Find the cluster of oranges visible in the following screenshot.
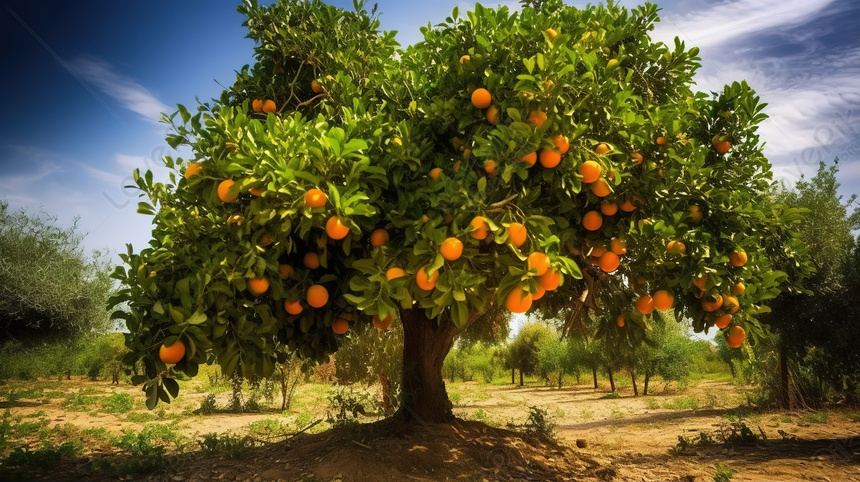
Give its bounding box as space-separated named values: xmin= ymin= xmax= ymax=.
xmin=251 ymin=98 xmax=277 ymax=113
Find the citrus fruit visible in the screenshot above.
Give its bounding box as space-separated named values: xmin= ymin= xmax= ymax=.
xmin=440 ymin=237 xmax=463 ymax=261
xmin=415 ymin=265 xmax=439 ymax=291
xmin=579 ymin=160 xmax=601 ymax=183
xmin=332 ymin=318 xmax=349 ymax=335
xmin=729 ymin=250 xmax=748 ymax=267
xmin=485 ymin=105 xmax=500 ymax=124
xmin=590 ymin=178 xmax=612 ymax=197
xmin=262 ymin=99 xmax=276 ymax=113
xmin=552 ymin=135 xmax=570 ymax=154
xmin=731 ymin=282 xmax=745 ymax=295
xmin=537 ymin=268 xmax=561 ymax=291
xmin=508 ymin=223 xmax=527 ymax=247
xmin=539 ymin=149 xmax=561 ymax=168
xmin=702 ymin=294 xmax=724 ymax=312
xmin=723 ymin=295 xmax=740 ymax=314
xmin=218 ymin=180 xmax=238 ymax=203
xmin=630 ymin=152 xmax=643 ymax=164
xmin=326 ymin=216 xmax=350 ymax=240
xmin=505 ymin=286 xmax=533 ymax=313
xmin=594 ymin=143 xmax=611 ymax=155
xmin=600 ymin=201 xmax=619 ymax=216
xmin=528 ymin=109 xmax=547 ymax=127
xmin=519 ymin=152 xmax=537 ymax=166
xmin=616 ymin=315 xmax=625 ymax=328
xmin=609 ymin=237 xmax=627 ymax=255
xmin=284 ymin=300 xmax=303 ymax=315
xmin=429 ymin=167 xmax=443 ymax=182
xmin=527 ymin=252 xmax=551 ymax=276
xmin=386 ymin=267 xmax=406 ymax=281
xmin=305 ymin=189 xmax=327 ymax=208
xmin=667 ymin=240 xmax=687 ymax=255
xmin=471 ymin=88 xmax=492 ymax=109
xmin=159 ymin=340 xmax=186 ymax=364
xmin=303 ymin=252 xmax=320 ymax=269
xmin=311 ymin=80 xmax=323 ymax=93
xmin=373 ymin=314 xmax=393 ymax=330
xmin=248 ymin=277 xmax=270 ymax=296
xmin=653 ymin=289 xmax=674 ymax=310
xmin=306 ymin=285 xmax=329 ymax=308
xmin=582 ymin=211 xmax=603 ymax=231
xmin=726 ymin=326 xmax=746 ymax=348
xmin=714 ymin=313 xmax=732 ymax=329
xmin=598 ymin=251 xmax=620 ymax=272
xmin=470 ymin=216 xmax=489 ymax=240
xmin=636 ymin=295 xmax=655 ymax=315
xmin=184 ymin=163 xmax=202 ymax=180
xmin=251 ymin=99 xmax=263 ymax=112
xmin=370 ymin=229 xmax=389 ymax=247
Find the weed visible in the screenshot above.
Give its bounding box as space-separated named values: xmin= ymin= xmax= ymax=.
xmin=198 ymin=432 xmax=255 ymax=459
xmin=713 ymin=462 xmax=735 ymax=482
xmin=11 ymin=419 xmax=49 ymax=437
xmin=610 ymin=409 xmax=625 ymax=419
xmin=580 ymin=409 xmax=593 ymax=420
xmin=508 ymin=406 xmax=556 ymax=440
xmin=644 ymin=397 xmax=660 ymax=410
xmin=799 ymin=412 xmax=829 ymax=424
xmin=555 ymin=408 xmax=565 ymax=418
xmin=449 ymin=392 xmax=462 ymax=406
xmin=472 ymin=409 xmax=487 ymax=421
xmin=294 ymin=411 xmax=312 ymax=430
xmin=196 ymin=393 xmax=218 ymax=415
xmin=326 ymin=387 xmax=370 ymax=428
xmin=247 ymin=418 xmax=290 ymax=436
xmin=82 ymin=427 xmax=112 ymax=441
xmin=126 ymin=412 xmax=156 ymax=423
xmin=101 ymin=393 xmax=134 ymax=414
xmin=62 ymin=393 xmax=96 ymax=411
xmin=23 ymin=411 xmax=46 ymax=418
xmin=664 ymin=396 xmax=699 ymax=410
xmin=600 ymin=392 xmax=621 ymax=400
xmin=770 ymin=414 xmax=792 ymax=424
xmin=3 ymin=441 xmax=82 ymax=468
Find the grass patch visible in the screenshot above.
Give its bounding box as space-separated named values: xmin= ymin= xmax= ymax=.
xmin=101 ymin=393 xmax=134 ymax=414
xmin=580 ymin=409 xmax=593 ymax=420
xmin=126 ymin=412 xmax=156 ymax=423
xmin=600 ymin=392 xmax=621 ymax=400
xmin=644 ymin=397 xmax=660 ymax=409
xmin=247 ymin=418 xmax=290 ymax=437
xmin=448 ymin=392 xmax=462 ymax=406
xmin=799 ymin=412 xmax=829 ymax=424
xmin=664 ymin=396 xmax=699 ymax=410
xmin=610 ymin=409 xmax=625 ymax=419
xmin=62 ymin=393 xmax=96 ymax=411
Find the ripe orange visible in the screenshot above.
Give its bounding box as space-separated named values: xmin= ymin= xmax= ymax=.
xmin=508 ymin=223 xmax=527 ymax=247
xmin=582 ymin=211 xmax=603 ymax=231
xmin=485 ymin=105 xmax=500 ymax=124
xmin=415 ymin=265 xmax=440 ymax=291
xmin=527 ymin=252 xmax=551 ymax=276
xmin=545 ymin=28 xmax=558 ymax=41
xmin=552 ymin=135 xmax=570 ymax=154
xmin=519 ymin=152 xmax=537 ymax=166
xmin=303 ymin=252 xmax=320 ymax=269
xmin=470 ymin=216 xmax=489 ymax=240
xmin=701 ymin=294 xmax=724 ymax=312
xmin=693 ymin=276 xmax=708 ymax=292
xmin=590 ymin=178 xmax=612 ymax=197
xmin=589 ymin=243 xmax=606 ymax=258
xmin=159 ymin=340 xmax=186 ymax=364
xmin=262 ymin=100 xmax=276 ymax=113
xmin=306 ymin=285 xmax=329 ymax=308
xmin=630 ymin=152 xmax=643 ymax=165
xmin=528 ymin=109 xmax=548 ymax=127
xmin=609 ymin=237 xmax=627 ymax=255
xmin=653 ymin=290 xmax=674 ymax=310
xmin=636 ymin=295 xmax=655 ymax=315
xmin=311 ymin=80 xmax=323 ymax=93
xmin=249 ymin=187 xmax=263 ymax=197
xmin=284 ymin=299 xmax=303 ymax=315
xmin=726 ymin=325 xmax=746 ymax=348
xmin=252 ymin=99 xmax=263 ymax=112
xmin=484 ymin=159 xmax=497 ymax=176
xmin=731 ymin=282 xmax=745 ymax=295
xmin=370 ymin=229 xmax=389 ymax=247
xmin=594 ymin=143 xmax=611 ymax=155
xmin=386 ymin=267 xmax=406 ymax=281
xmin=537 ymin=268 xmax=561 ymax=291
xmin=440 ymin=237 xmax=463 ymax=261
xmin=184 ymin=163 xmax=202 ymax=180
xmin=259 ymin=233 xmax=273 ymax=246
xmin=539 ymin=149 xmax=561 ymax=168
xmin=248 ymin=277 xmax=270 ymax=296
xmin=332 ymin=318 xmax=349 ymax=335
xmin=532 ymin=285 xmax=546 ymax=300
xmin=620 ymin=199 xmax=637 ymax=212
xmin=453 ymin=160 xmax=462 ymax=172
xmin=729 ymin=250 xmax=748 ymax=267
xmin=579 ymin=161 xmax=601 ymax=183
xmin=688 ymin=204 xmax=703 ymax=223
xmin=714 ymin=313 xmax=732 ymax=329
xmin=305 ymin=189 xmax=327 ymax=208
xmin=326 ymin=216 xmax=350 ymax=240
xmin=601 ymin=201 xmax=619 ymax=216
xmin=598 ymin=251 xmax=620 ymax=272
xmin=373 ymin=314 xmax=393 ymax=330
xmin=505 ymin=286 xmax=533 ymax=313
xmin=429 ymin=167 xmax=443 ymax=182
xmin=723 ymin=295 xmax=740 ymax=314
xmin=714 ymin=140 xmax=732 ymax=154
xmin=279 ymin=264 xmax=295 ymax=279
xmin=471 ymin=88 xmax=492 ymax=109
xmin=218 ymin=180 xmax=238 ymax=203
xmin=616 ymin=315 xmax=625 ymax=328
xmin=656 ymin=136 xmax=667 ymax=146
xmin=667 ymin=240 xmax=687 ymax=255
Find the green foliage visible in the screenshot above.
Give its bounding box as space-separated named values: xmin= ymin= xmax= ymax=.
xmin=198 ymin=432 xmax=255 ymax=459
xmin=508 ymin=406 xmax=556 ymax=440
xmin=247 ymin=418 xmax=290 ymax=436
xmin=101 ymin=393 xmax=134 ymax=414
xmin=62 ymin=393 xmax=96 ymax=411
xmin=196 ymin=393 xmax=218 ymax=415
xmin=509 ymin=323 xmax=553 ymax=383
xmin=326 ymin=386 xmax=371 ymax=427
xmin=713 ymin=463 xmax=735 ymax=482
xmin=3 ymin=441 xmax=82 ymax=468
xmin=535 ymin=336 xmax=577 ymax=388
xmin=600 ymin=392 xmax=621 ymax=400
xmin=333 ymin=320 xmax=401 ymax=408
xmin=443 ymin=342 xmax=501 ymax=383
xmin=799 ymin=412 xmax=829 ymax=424
xmin=664 ymin=396 xmax=699 ymax=410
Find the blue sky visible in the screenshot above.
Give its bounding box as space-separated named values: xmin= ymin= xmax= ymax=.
xmin=1 ymin=0 xmax=858 ymax=298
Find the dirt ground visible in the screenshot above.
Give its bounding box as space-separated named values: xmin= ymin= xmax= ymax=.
xmin=1 ymin=375 xmax=859 ymax=481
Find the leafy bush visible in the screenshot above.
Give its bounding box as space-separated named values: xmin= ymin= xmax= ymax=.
xmin=326 ymin=387 xmax=371 ymax=428
xmin=198 ymin=432 xmax=255 ymax=459
xmin=62 ymin=393 xmax=96 ymax=411
xmin=196 ymin=393 xmax=218 ymax=415
xmin=713 ymin=463 xmax=735 ymax=482
xmin=101 ymin=393 xmax=134 ymax=414
xmin=247 ymin=418 xmax=290 ymax=436
xmin=3 ymin=441 xmax=82 ymax=468
xmin=508 ymin=406 xmax=556 ymax=440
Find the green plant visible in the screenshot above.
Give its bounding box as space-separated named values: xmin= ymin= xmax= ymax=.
xmin=197 ymin=432 xmax=255 ymax=459
xmin=799 ymin=412 xmax=829 ymax=424
xmin=247 ymin=418 xmax=290 ymax=436
xmin=472 ymin=409 xmax=487 ymax=421
xmin=126 ymin=412 xmax=156 ymax=423
xmin=448 ymin=392 xmax=462 ymax=406
xmin=3 ymin=441 xmax=82 ymax=468
xmin=508 ymin=406 xmax=556 ymax=440
xmin=580 ymin=409 xmax=593 ymax=420
xmin=600 ymin=392 xmax=621 ymax=400
xmin=326 ymin=387 xmax=371 ymax=428
xmin=196 ymin=393 xmax=218 ymax=415
xmin=62 ymin=393 xmax=96 ymax=411
xmin=101 ymin=393 xmax=134 ymax=414
xmin=713 ymin=462 xmax=735 ymax=482
xmin=294 ymin=411 xmax=312 ymax=430
xmin=664 ymin=396 xmax=699 ymax=410
xmin=644 ymin=397 xmax=660 ymax=409
xmin=610 ymin=409 xmax=625 ymax=419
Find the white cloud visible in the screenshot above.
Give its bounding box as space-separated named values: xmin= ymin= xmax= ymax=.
xmin=68 ymin=57 xmax=171 ymax=124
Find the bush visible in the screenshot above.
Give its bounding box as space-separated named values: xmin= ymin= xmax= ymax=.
xmin=326 ymin=387 xmax=371 ymax=428
xmin=101 ymin=393 xmax=134 ymax=414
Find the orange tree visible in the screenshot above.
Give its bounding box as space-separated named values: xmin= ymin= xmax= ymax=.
xmin=109 ymin=0 xmax=809 ymax=421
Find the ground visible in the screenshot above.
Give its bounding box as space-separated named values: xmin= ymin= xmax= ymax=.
xmin=1 ymin=371 xmax=858 ymax=481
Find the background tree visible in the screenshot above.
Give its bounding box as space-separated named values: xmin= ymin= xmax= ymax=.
xmin=111 ymin=0 xmax=809 ymax=421
xmin=333 ymin=322 xmax=402 ymax=413
xmin=508 ymin=323 xmax=552 ymax=386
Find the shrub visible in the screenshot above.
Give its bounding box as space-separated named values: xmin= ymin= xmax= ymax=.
xmin=101 ymin=393 xmax=134 ymax=414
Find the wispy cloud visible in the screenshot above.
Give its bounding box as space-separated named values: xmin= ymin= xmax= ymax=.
xmin=68 ymin=57 xmax=171 ymax=124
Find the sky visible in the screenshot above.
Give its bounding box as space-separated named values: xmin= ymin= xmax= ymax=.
xmin=1 ymin=0 xmax=858 ymax=339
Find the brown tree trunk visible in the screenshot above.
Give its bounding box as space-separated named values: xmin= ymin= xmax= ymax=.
xmin=397 ymin=308 xmax=458 ymax=423
xmin=630 ymin=369 xmax=638 ymax=397
xmin=592 ymin=366 xmax=598 ymax=389
xmin=379 ymin=365 xmax=392 ymax=414
xmin=608 ymin=368 xmax=616 ymax=392
xmin=779 ymin=346 xmax=791 ymax=409
xmin=643 ymin=372 xmax=651 ymax=396
xmin=511 ymin=368 xmax=515 ymax=385
xmin=728 ymin=361 xmax=736 ymax=378
xmin=519 ymin=369 xmax=524 ymax=386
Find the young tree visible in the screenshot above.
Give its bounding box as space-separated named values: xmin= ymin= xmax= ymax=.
xmin=509 ymin=323 xmax=553 ymax=386
xmin=110 ymin=0 xmax=808 ymax=421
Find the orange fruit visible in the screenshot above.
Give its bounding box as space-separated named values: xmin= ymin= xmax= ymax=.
xmin=582 ymin=211 xmax=603 ymax=231
xmin=537 ymin=268 xmax=561 ymax=291
xmin=579 ymin=161 xmax=601 ymax=183
xmin=249 ymin=187 xmax=263 ymax=197
xmin=714 ymin=140 xmax=731 ymax=154
xmin=636 ymin=295 xmax=655 ymax=315
xmin=453 ymin=160 xmax=462 ymax=172
xmin=539 ymin=149 xmax=561 ymax=168
xmin=429 ymin=167 xmax=443 ymax=182
xmin=598 ymin=251 xmax=620 ymax=272
xmin=726 ymin=326 xmax=746 ymax=348
xmin=693 ymin=276 xmax=707 ymax=291
xmin=688 ymin=204 xmax=703 ymax=223
xmin=252 ymin=99 xmax=263 ymax=112
xmin=218 ymin=180 xmax=238 ymax=203
xmin=259 ymin=233 xmax=273 ymax=246
xmin=519 ymin=151 xmax=537 ymax=166
xmin=552 ymin=135 xmax=570 ymax=154
xmin=667 ymin=240 xmax=687 ymax=255
xmin=609 ymin=237 xmax=627 ymax=255
xmin=714 ymin=314 xmax=732 ymax=329
xmin=701 ymin=294 xmax=724 ymax=312
xmin=373 ymin=314 xmax=393 ymax=330
xmin=303 ymin=252 xmax=320 ymax=269
xmin=723 ymin=295 xmax=740 ymax=314
xmin=278 ymin=264 xmax=295 ymax=279
xmin=470 ymin=216 xmax=489 ymax=240
xmin=459 ymin=55 xmax=471 ymax=64
xmin=306 ymin=285 xmax=329 ymax=308
xmin=305 ymin=188 xmax=327 ymax=208
xmin=311 ymin=80 xmax=323 ymax=93
xmin=589 ymin=243 xmax=606 ymax=258
xmin=505 ymin=286 xmax=533 ymax=313
xmin=532 ymin=285 xmax=546 ymax=300
xmin=415 ymin=265 xmax=440 ymax=291
xmin=484 ymin=159 xmax=497 ymax=176
xmin=600 ymin=201 xmax=619 ymax=216
xmin=485 ymin=105 xmax=500 ymax=124
xmin=184 ymin=163 xmax=202 ymax=180
xmin=471 ymin=88 xmax=492 ymax=109
xmin=159 ymin=340 xmax=186 ymax=364
xmin=370 ymin=229 xmax=389 ymax=247
xmin=729 ymin=250 xmax=748 ymax=267
xmin=630 ymin=152 xmax=643 ymax=164
xmin=440 ymin=237 xmax=463 ymax=261
xmin=656 ymin=136 xmax=667 ymax=146
xmin=653 ymin=290 xmax=674 ymax=310
xmin=731 ymin=282 xmax=745 ymax=295
xmin=262 ymin=99 xmax=276 ymax=113
xmin=386 ymin=267 xmax=406 ymax=281
xmin=332 ymin=318 xmax=349 ymax=335
xmin=620 ymin=199 xmax=637 ymax=212
xmin=594 ymin=143 xmax=611 ymax=155
xmin=248 ymin=277 xmax=270 ymax=296
xmin=616 ymin=315 xmax=625 ymax=328
xmin=528 ymin=109 xmax=548 ymax=127
xmin=527 ymin=252 xmax=551 ymax=276
xmin=590 ymin=178 xmax=612 ymax=197
xmin=326 ymin=216 xmax=350 ymax=240
xmin=545 ymin=28 xmax=558 ymax=41
xmin=508 ymin=223 xmax=527 ymax=247
xmin=284 ymin=300 xmax=303 ymax=315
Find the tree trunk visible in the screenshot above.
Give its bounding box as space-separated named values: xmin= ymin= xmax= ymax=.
xmin=592 ymin=366 xmax=598 ymax=389
xmin=608 ymin=367 xmax=616 ymax=392
xmin=630 ymin=369 xmax=638 ymax=397
xmin=519 ymin=369 xmax=524 ymax=386
xmin=643 ymin=372 xmax=651 ymax=396
xmin=379 ymin=365 xmax=393 ymax=414
xmin=511 ymin=368 xmax=515 ymax=385
xmin=397 ymin=308 xmax=458 ymax=423
xmin=728 ymin=361 xmax=736 ymax=378
xmin=779 ymin=345 xmax=791 ymax=409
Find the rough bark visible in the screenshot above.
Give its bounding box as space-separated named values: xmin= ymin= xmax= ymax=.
xmin=519 ymin=369 xmax=524 ymax=386
xmin=511 ymin=368 xmax=515 ymax=385
xmin=608 ymin=368 xmax=616 ymax=392
xmin=643 ymin=372 xmax=651 ymax=396
xmin=630 ymin=369 xmax=638 ymax=397
xmin=592 ymin=366 xmax=598 ymax=389
xmin=379 ymin=365 xmax=392 ymax=414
